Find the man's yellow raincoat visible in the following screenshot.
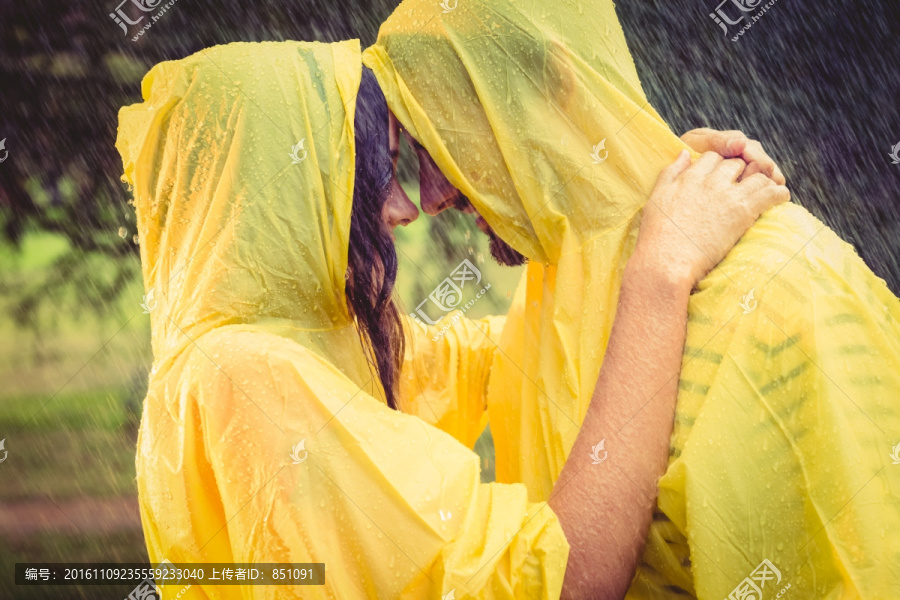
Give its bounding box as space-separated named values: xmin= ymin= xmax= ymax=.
xmin=117 ymin=40 xmax=567 ymax=599
xmin=364 ymin=0 xmax=900 ymax=597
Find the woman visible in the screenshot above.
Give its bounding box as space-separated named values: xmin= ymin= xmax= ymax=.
xmin=116 ymin=40 xmax=786 ymax=598
xmin=363 ymin=0 xmax=900 ymax=597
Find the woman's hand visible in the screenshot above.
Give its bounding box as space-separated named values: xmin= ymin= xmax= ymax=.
xmin=681 ymin=127 xmax=786 ymax=184
xmin=634 ymin=150 xmax=791 ymax=288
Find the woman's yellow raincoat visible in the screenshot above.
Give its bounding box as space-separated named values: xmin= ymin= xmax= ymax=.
xmin=364 ymin=0 xmax=900 ymax=597
xmin=116 ymin=40 xmax=567 ymax=599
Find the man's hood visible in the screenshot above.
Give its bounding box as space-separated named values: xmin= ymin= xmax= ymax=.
xmin=363 ymin=0 xmax=691 ymax=265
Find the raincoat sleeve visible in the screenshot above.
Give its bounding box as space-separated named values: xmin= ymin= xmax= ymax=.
xmin=399 ymin=313 xmax=506 ymax=448
xmin=190 ymin=328 xmax=567 ymax=600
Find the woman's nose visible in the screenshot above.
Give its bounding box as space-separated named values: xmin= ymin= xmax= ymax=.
xmin=383 ymin=178 xmax=419 ymax=228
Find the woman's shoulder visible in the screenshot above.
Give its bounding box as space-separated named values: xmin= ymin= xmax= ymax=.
xmin=185 ymin=326 xmax=323 ymax=369
xmin=180 ymin=325 xmax=354 ymax=404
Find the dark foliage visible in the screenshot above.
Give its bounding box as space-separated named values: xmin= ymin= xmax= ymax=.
xmin=1 ymin=0 xmax=898 ymax=328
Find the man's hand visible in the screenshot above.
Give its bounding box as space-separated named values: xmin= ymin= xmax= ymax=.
xmin=681 ymin=127 xmax=786 ymax=185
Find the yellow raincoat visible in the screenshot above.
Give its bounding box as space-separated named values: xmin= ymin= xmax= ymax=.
xmin=117 ymin=40 xmax=567 ymax=599
xmin=364 ymin=0 xmax=900 ymax=597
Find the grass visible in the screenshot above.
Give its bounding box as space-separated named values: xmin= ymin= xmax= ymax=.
xmin=0 ymin=383 xmax=145 ymax=598
xmin=1 ymin=424 xmax=137 ymax=502
xmin=2 ymin=386 xmax=139 ymax=433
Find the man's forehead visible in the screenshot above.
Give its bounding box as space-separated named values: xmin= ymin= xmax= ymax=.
xmin=388 ymin=109 xmax=426 ymax=150
xmin=388 ymin=111 xmax=400 ymax=158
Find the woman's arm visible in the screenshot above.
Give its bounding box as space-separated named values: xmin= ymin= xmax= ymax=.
xmin=552 ymin=150 xmax=790 ymax=599
xmin=399 ymin=312 xmax=506 ymax=447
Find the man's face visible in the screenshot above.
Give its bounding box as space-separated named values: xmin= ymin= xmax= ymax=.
xmin=389 ymin=113 xmax=526 ymax=267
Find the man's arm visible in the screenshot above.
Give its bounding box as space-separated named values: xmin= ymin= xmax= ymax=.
xmin=551 ymin=150 xmax=790 ymax=599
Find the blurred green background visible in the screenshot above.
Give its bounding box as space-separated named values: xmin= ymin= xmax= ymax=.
xmin=2 ymin=0 xmax=898 ymax=597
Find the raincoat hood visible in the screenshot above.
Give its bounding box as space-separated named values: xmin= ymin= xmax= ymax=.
xmin=366 ymin=1 xmax=900 ymax=598
xmin=117 ymin=40 xmax=374 ymax=389
xmin=363 ymin=0 xmax=688 ymax=266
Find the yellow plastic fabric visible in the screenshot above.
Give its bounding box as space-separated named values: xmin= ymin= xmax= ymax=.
xmin=364 ymin=0 xmax=900 ymax=597
xmin=401 ymin=313 xmax=506 ymax=449
xmin=117 ymin=40 xmax=567 ymax=599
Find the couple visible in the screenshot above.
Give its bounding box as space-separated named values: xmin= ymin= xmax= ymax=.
xmin=116 ymin=0 xmax=900 ymax=598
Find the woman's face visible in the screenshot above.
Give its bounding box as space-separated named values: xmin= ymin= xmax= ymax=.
xmin=381 ymin=113 xmax=419 ymax=234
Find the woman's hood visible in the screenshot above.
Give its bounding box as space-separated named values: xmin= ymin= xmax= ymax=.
xmin=117 ymin=40 xmax=362 ymax=363
xmin=363 ymin=0 xmax=691 ymax=265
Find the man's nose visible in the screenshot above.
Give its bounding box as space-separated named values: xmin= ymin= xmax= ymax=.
xmin=419 ymin=171 xmax=456 ymax=216
xmin=419 ymin=183 xmax=448 ymax=216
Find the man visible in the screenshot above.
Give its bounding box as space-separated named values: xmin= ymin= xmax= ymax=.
xmin=365 ymin=0 xmax=900 ymax=597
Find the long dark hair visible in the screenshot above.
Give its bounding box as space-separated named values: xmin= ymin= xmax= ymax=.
xmin=346 ymin=67 xmax=405 ymax=410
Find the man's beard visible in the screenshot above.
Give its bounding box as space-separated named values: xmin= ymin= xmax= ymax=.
xmin=486 ymin=227 xmax=527 ymax=267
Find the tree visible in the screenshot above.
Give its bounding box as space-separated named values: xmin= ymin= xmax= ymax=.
xmin=1 ymin=0 xmax=898 ymax=331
